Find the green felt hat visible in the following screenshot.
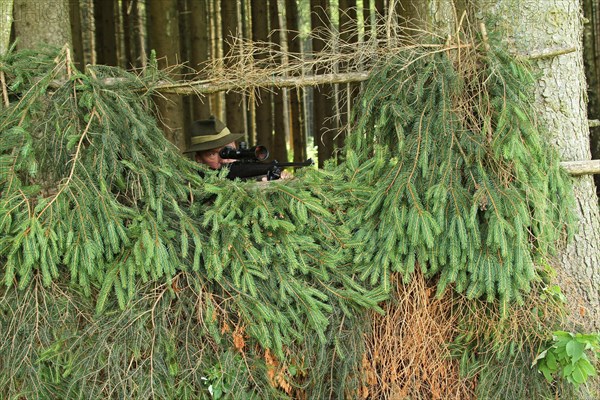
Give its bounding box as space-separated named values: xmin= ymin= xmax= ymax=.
xmin=184 ymin=116 xmax=244 ymax=153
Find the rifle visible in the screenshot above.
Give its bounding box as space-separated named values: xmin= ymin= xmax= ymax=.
xmin=219 ymin=143 xmax=314 ymax=180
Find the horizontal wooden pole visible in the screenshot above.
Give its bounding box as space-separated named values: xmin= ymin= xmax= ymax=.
xmin=560 ymin=160 xmax=600 ymax=176
xmin=150 ymin=71 xmax=372 ymax=95
xmin=589 ymin=119 xmax=600 ymax=128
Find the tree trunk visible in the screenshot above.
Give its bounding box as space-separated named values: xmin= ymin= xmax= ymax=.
xmin=13 ymin=0 xmax=72 ymax=50
xmin=396 ymin=0 xmax=456 ymax=35
xmin=311 ymin=0 xmax=336 ymax=166
xmin=190 ymin=0 xmax=212 ymax=120
xmin=251 ymin=0 xmax=274 ymax=149
xmin=0 ymin=0 xmax=13 ymax=54
xmin=93 ymin=0 xmax=117 ymax=65
xmin=69 ymin=0 xmax=84 ymax=69
xmin=270 ymin=0 xmax=289 ymax=162
xmin=338 ymin=0 xmax=358 ymax=151
xmin=122 ymin=0 xmax=145 ymax=69
xmin=148 ymin=0 xmax=186 ymax=150
xmin=287 ymin=0 xmax=307 ymax=161
xmin=479 ymin=0 xmax=600 ymax=333
xmin=80 ymin=0 xmax=96 ymax=66
xmin=221 ymin=0 xmax=246 ymax=137
xmin=583 ymin=0 xmax=600 ymax=194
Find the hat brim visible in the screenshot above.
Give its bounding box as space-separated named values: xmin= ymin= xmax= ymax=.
xmin=183 ymin=132 xmax=245 ymax=153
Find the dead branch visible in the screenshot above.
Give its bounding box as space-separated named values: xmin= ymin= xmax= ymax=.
xmin=519 ymin=46 xmax=577 ymax=60
xmin=560 ymin=160 xmax=600 ymax=176
xmin=153 ymin=71 xmax=371 ymax=95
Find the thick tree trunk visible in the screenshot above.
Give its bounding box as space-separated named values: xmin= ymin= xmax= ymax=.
xmin=397 ymin=0 xmax=456 ymax=35
xmin=480 ymin=0 xmax=600 ymax=333
xmin=13 ymin=0 xmax=72 ymax=50
xmin=583 ymin=0 xmax=600 ymax=194
xmin=148 ymin=0 xmax=186 ymax=150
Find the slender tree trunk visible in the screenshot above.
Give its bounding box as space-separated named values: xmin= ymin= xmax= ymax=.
xmin=80 ymin=0 xmax=96 ymax=65
xmin=69 ymin=0 xmax=84 ymax=69
xmin=122 ymin=0 xmax=145 ymax=69
xmin=221 ymin=0 xmax=246 ymax=137
xmin=287 ymin=0 xmax=306 ymax=161
xmin=0 ymin=0 xmax=14 ymax=54
xmin=93 ymin=0 xmax=117 ymax=65
xmin=13 ymin=0 xmax=72 ymax=50
xmin=251 ymin=0 xmax=274 ymax=149
xmin=270 ymin=0 xmax=289 ymax=162
xmin=311 ymin=0 xmax=336 ymax=166
xmin=479 ymin=0 xmax=600 ymax=334
xmin=338 ymin=0 xmax=358 ymax=151
xmin=190 ymin=0 xmax=212 ymax=120
xmin=148 ymin=0 xmax=186 ymax=150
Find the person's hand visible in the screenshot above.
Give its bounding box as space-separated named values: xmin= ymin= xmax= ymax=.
xmin=260 ymin=170 xmax=293 ymax=182
xmin=279 ymin=170 xmax=293 ymax=180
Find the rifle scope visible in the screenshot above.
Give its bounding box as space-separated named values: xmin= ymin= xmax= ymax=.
xmin=219 ymin=143 xmax=269 ymax=161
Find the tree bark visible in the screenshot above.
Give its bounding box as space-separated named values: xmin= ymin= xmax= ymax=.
xmin=190 ymin=0 xmax=212 ymax=120
xmin=122 ymin=0 xmax=145 ymax=69
xmin=221 ymin=0 xmax=246 ymax=137
xmin=0 ymin=0 xmax=13 ymax=54
xmin=13 ymin=0 xmax=72 ymax=51
xmin=338 ymin=0 xmax=358 ymax=151
xmin=93 ymin=0 xmax=117 ymax=65
xmin=311 ymin=0 xmax=336 ymax=166
xmin=148 ymin=0 xmax=186 ymax=150
xmin=479 ymin=0 xmax=600 ymax=333
xmin=583 ymin=0 xmax=600 ymax=194
xmin=69 ymin=0 xmax=84 ymax=69
xmin=251 ymin=0 xmax=274 ymax=149
xmin=270 ymin=0 xmax=289 ymax=162
xmin=286 ymin=0 xmax=307 ymax=161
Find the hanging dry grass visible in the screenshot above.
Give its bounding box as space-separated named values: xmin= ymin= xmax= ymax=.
xmin=360 ymin=271 xmax=475 ymax=400
xmin=360 ymin=268 xmax=564 ymax=400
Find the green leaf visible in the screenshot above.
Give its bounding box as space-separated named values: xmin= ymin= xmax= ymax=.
xmin=565 ymin=340 xmax=585 ymax=363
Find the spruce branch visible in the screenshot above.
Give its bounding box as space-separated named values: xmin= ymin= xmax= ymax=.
xmin=37 ymin=108 xmax=97 ymax=218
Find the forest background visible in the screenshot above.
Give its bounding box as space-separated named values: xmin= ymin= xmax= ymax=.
xmin=2 ymin=0 xmax=599 ymax=171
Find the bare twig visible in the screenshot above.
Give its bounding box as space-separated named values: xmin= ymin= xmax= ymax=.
xmin=519 ymin=46 xmax=576 ymax=60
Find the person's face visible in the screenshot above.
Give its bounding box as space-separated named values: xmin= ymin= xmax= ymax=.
xmin=195 ymin=142 xmax=237 ymax=169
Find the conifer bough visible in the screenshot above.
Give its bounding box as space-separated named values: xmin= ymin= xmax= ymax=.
xmin=340 ymin=34 xmax=576 ymax=309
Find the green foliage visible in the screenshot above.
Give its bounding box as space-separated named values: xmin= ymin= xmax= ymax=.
xmin=534 ymin=331 xmax=599 ymax=388
xmin=341 ymin=35 xmax=576 ymax=307
xmin=0 ymin=30 xmax=579 ymax=398
xmin=0 ymin=47 xmax=382 ymax=398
